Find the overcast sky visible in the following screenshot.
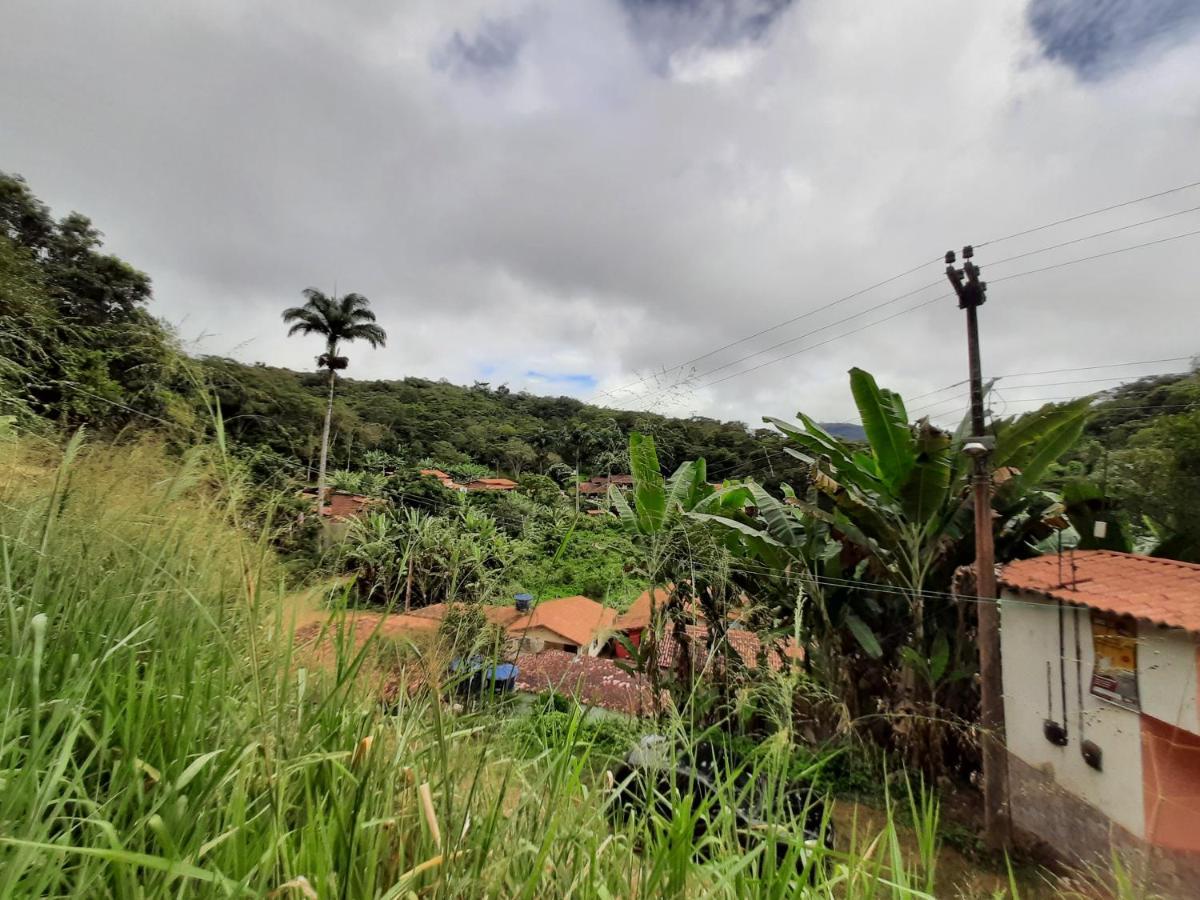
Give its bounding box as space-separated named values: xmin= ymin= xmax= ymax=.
xmin=3 ymin=0 xmax=1199 ymax=427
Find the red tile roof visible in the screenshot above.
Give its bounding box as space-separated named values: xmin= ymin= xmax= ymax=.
xmin=1000 ymin=551 xmax=1200 ymax=632
xmin=509 ymin=595 xmax=618 ymax=647
xmin=408 ymin=598 xmax=617 ymax=646
xmin=514 ymin=651 xmax=664 ymax=715
xmin=615 ymin=588 xmax=750 ymax=633
xmin=655 ymin=624 xmax=800 ymax=672
xmin=465 ymin=477 xmax=518 ymax=492
xmin=616 ymin=588 xmax=672 ymax=631
xmin=319 ymin=492 xmax=383 ymax=521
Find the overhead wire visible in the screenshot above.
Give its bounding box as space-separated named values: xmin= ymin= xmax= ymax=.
xmin=627 ymin=225 xmax=1200 ymax=414
xmin=905 ymin=355 xmax=1194 ymax=404
xmin=595 ymin=176 xmax=1200 ymax=407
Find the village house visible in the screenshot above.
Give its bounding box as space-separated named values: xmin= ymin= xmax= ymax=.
xmin=576 ymin=474 xmax=634 ymax=496
xmin=419 ymin=469 xmax=518 ymax=493
xmin=410 ymin=594 xmax=617 ymax=656
xmin=999 ymin=550 xmax=1200 ymax=891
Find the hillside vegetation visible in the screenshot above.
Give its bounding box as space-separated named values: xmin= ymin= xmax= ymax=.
xmin=1 ymin=434 xmax=995 ymax=898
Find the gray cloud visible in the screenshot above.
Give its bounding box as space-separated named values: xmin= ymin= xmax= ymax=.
xmin=2 ymin=0 xmax=1198 ymax=431
xmin=1028 ymin=0 xmax=1200 ymax=79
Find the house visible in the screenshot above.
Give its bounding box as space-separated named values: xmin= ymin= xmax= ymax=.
xmin=613 ymin=588 xmax=671 ymax=658
xmin=419 ymin=469 xmax=518 ymax=493
xmin=410 ymin=595 xmax=617 ymax=656
xmin=577 ymin=474 xmax=634 ymax=496
xmin=319 ymin=491 xmax=383 ymax=521
xmin=465 ymin=477 xmax=518 ymax=492
xmin=514 ymin=652 xmax=664 ymax=715
xmin=999 ymin=550 xmax=1200 ymax=890
xmin=419 ymin=469 xmax=468 ymax=492
xmin=508 ymin=595 xmax=617 ymax=656
xmin=655 ymin=623 xmax=800 ymax=673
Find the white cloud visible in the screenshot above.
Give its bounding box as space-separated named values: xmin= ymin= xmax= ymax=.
xmin=1 ymin=0 xmax=1197 ymax=430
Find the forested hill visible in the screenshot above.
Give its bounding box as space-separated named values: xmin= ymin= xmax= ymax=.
xmin=200 ymin=356 xmax=811 ymax=483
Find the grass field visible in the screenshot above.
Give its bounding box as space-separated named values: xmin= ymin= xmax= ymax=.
xmin=0 ymin=434 xmax=1139 ymax=897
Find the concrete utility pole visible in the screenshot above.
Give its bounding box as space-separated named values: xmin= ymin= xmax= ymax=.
xmin=945 ymin=245 xmax=1011 ymax=849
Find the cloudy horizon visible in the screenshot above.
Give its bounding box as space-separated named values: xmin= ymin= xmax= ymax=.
xmin=3 ymin=0 xmax=1199 ymax=429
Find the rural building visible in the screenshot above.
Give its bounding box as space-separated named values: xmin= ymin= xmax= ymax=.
xmin=410 ymin=595 xmax=617 ymax=656
xmin=577 ymin=474 xmax=634 ymax=496
xmin=419 ymin=469 xmax=518 ymax=492
xmin=999 ymin=550 xmax=1200 ymax=890
xmin=613 ymin=587 xmax=671 ymax=657
xmin=508 ymin=595 xmax=617 ymax=655
xmin=465 ymin=476 xmax=518 ymax=492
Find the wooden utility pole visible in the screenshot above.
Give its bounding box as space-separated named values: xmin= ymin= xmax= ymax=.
xmin=945 ymin=245 xmax=1010 ymax=848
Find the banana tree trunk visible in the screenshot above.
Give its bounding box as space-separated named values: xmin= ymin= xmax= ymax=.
xmin=315 ymin=367 xmax=336 ymax=514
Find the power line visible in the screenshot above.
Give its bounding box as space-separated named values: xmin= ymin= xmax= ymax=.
xmin=974 ymin=177 xmax=1200 ymax=248
xmin=597 ymin=177 xmax=1200 ymax=405
xmin=906 ymin=355 xmax=1194 ymax=404
xmin=631 ymin=226 xmax=1200 ymax=411
xmin=988 ymin=227 xmax=1200 ymax=286
xmin=588 ymin=258 xmax=942 ymax=404
xmin=908 ymin=371 xmax=1192 ymax=416
xmin=985 ymin=203 xmax=1200 ymax=270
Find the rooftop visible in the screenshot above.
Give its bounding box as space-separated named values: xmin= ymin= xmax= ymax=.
xmin=408 ymin=596 xmax=617 ymax=647
xmin=509 ymin=595 xmax=617 ymax=646
xmin=656 ymin=623 xmax=801 ymax=672
xmin=514 ymin=651 xmax=663 ymax=715
xmin=1000 ymin=550 xmax=1200 ymax=632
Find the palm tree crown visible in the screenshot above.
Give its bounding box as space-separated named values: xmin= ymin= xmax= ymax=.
xmin=282 ymin=289 xmax=387 ymax=368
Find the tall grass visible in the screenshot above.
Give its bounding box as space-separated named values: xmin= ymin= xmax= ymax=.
xmin=0 ymin=433 xmax=977 ymax=897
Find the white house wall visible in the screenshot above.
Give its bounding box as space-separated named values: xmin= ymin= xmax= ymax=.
xmin=999 ymin=591 xmax=1146 ymax=839
xmin=1138 ymin=624 xmax=1199 ymax=736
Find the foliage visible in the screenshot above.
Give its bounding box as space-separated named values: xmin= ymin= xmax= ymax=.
xmin=505 ymin=702 xmax=644 ymax=763
xmin=0 ymin=172 xmax=189 ymax=431
xmin=6 ymin=433 xmax=974 ymax=898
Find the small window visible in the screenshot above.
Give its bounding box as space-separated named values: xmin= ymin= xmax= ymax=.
xmin=562 ymin=644 xmax=578 ymax=654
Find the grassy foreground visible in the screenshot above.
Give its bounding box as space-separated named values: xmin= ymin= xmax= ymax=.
xmin=1 ymin=435 xmax=1044 ymax=897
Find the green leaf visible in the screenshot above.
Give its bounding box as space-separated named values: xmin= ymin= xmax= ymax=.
xmin=609 ymin=485 xmax=637 ymax=530
xmin=0 ymin=838 xmax=253 ymax=894
xmin=746 ymin=482 xmax=803 ymax=546
xmin=628 ymin=432 xmax=666 ymax=534
xmin=850 ymin=368 xmax=915 ymax=489
xmin=845 ymin=613 xmax=883 ymax=659
xmin=992 ymin=396 xmax=1090 ymax=471
xmin=687 ymin=512 xmax=783 ymax=546
xmin=1015 ymin=403 xmax=1090 ymax=487
xmin=929 ymin=632 xmax=949 ymax=684
xmin=899 ymin=421 xmax=952 ymax=526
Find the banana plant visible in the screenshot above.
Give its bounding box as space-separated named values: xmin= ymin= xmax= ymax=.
xmin=763 ymin=368 xmax=1090 ymax=648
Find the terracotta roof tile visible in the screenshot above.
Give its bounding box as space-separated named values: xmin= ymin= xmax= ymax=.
xmin=513 ymin=651 xmax=664 ymax=715
xmin=656 ymin=624 xmax=799 ymax=672
xmin=615 ymin=588 xmax=672 ymax=631
xmin=1000 ymin=550 xmax=1200 ymax=632
xmin=509 ymin=595 xmax=617 ymax=647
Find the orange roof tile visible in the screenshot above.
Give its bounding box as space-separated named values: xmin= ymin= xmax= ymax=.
xmin=514 ymin=651 xmax=663 ymax=715
xmin=656 ymin=624 xmax=800 ymax=672
xmin=615 ymin=587 xmax=748 ymax=632
xmin=616 ymin=588 xmax=672 ymax=631
xmin=1000 ymin=551 xmax=1200 ymax=632
xmin=509 ymin=595 xmax=617 ymax=647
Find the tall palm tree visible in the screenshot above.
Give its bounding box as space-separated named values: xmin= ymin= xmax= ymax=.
xmin=282 ymin=289 xmax=387 ymax=512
